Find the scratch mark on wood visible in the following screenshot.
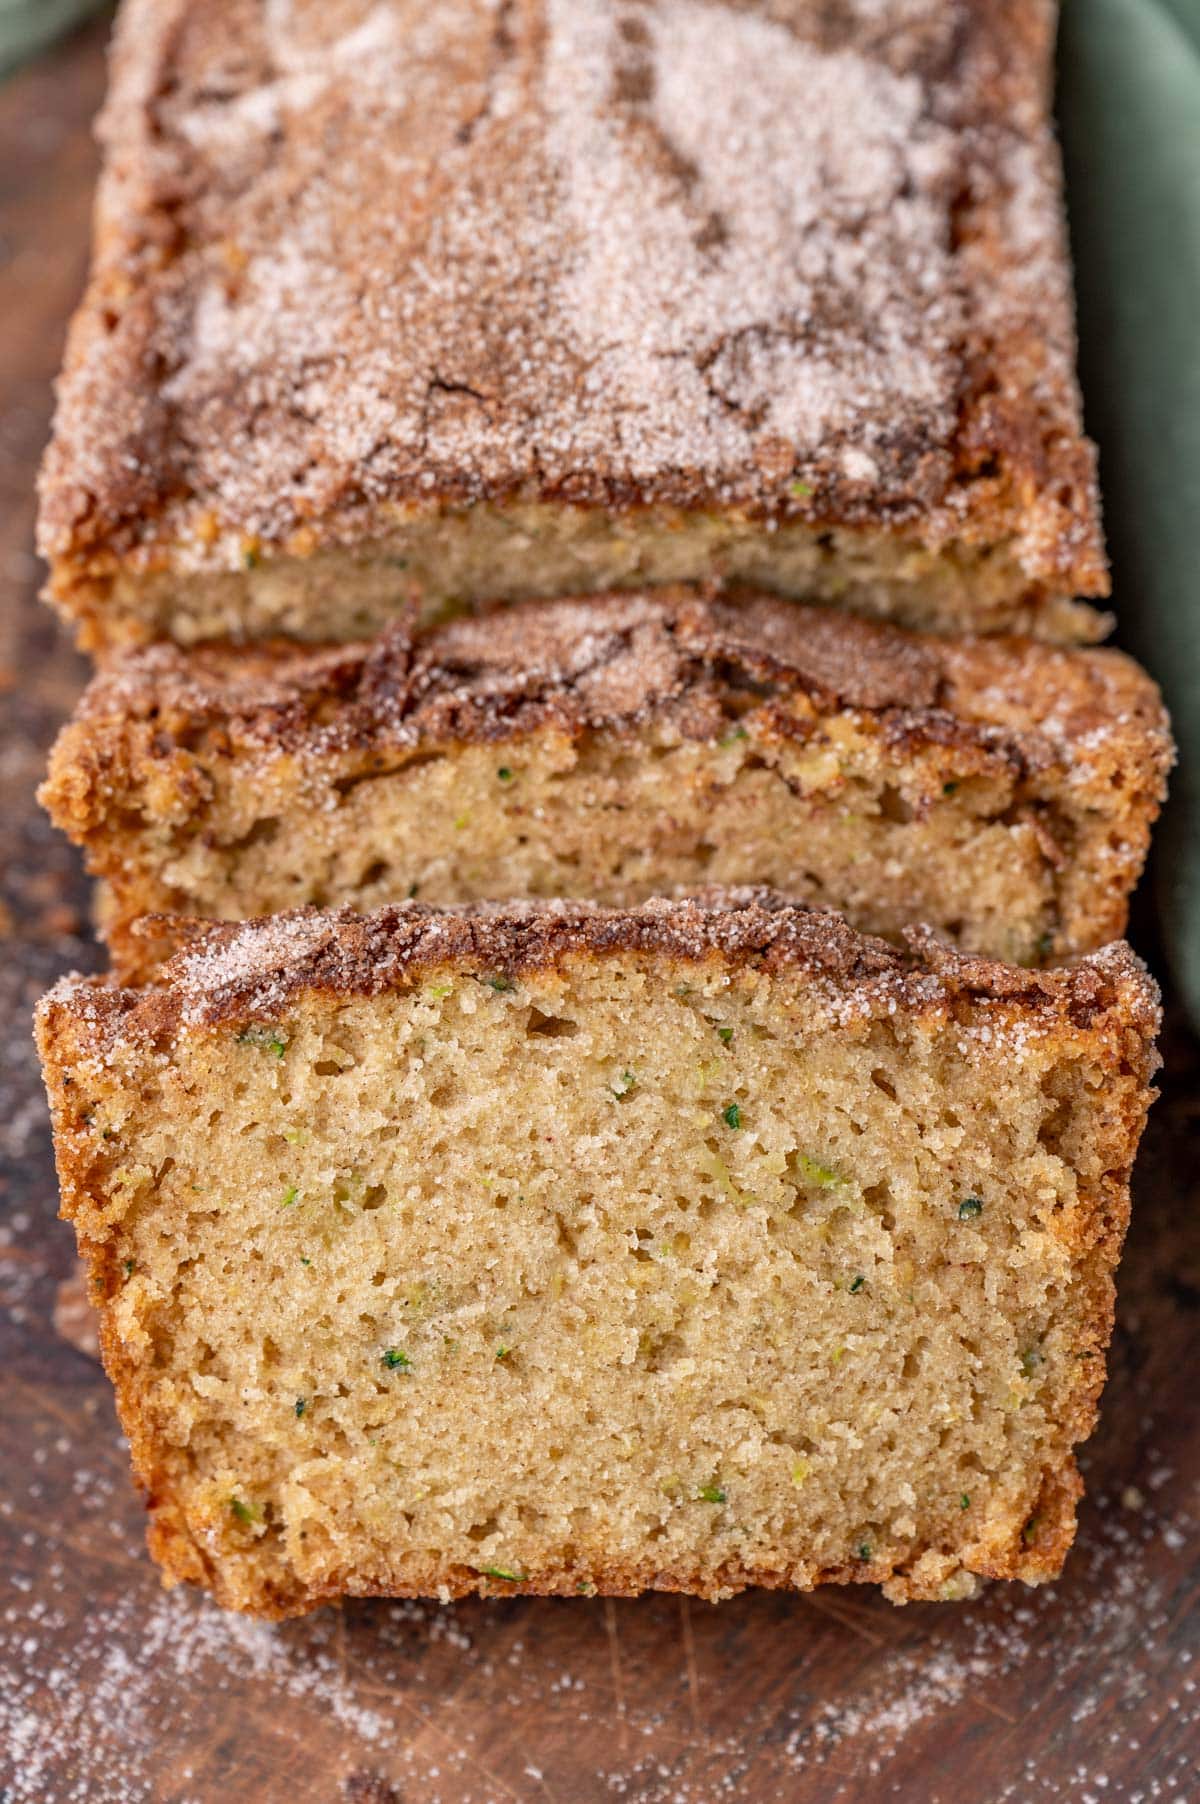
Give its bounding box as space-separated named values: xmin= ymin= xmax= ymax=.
xmin=803 ymin=1589 xmax=897 ymax=1634
xmin=336 ymin=1599 xmax=348 ymax=1692
xmin=801 ymin=1594 xmax=886 ymax=1648
xmin=604 ymin=1596 xmax=630 ymax=1754
xmin=974 ymin=1695 xmax=1018 ymax=1727
xmin=524 ymin=1761 xmax=561 ymax=1803
xmin=378 ymin=1694 xmax=530 ymax=1804
xmin=679 ymin=1595 xmax=703 ymax=1738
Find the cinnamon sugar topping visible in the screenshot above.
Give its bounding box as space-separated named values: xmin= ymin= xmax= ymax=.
xmin=39 ymin=0 xmax=1104 ymax=599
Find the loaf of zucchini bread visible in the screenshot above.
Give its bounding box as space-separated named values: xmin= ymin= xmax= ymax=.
xmin=36 ymin=893 xmax=1160 ymax=1617
xmin=39 ymin=0 xmax=1106 ymax=649
xmin=42 ymin=590 xmax=1171 ymax=979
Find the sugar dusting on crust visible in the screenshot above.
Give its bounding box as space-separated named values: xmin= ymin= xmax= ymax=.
xmin=60 ymin=587 xmax=1172 ymax=803
xmin=60 ymin=587 xmax=945 ymax=742
xmin=38 ymin=0 xmax=1104 ymax=596
xmin=37 ymin=892 xmax=1160 ymax=1061
xmin=541 ymin=0 xmax=957 ymax=486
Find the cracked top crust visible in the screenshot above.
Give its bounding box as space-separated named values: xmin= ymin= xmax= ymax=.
xmin=39 ymin=892 xmax=1160 ymax=1057
xmin=39 ymin=0 xmax=1105 ymax=597
xmin=53 ymin=587 xmax=1170 ymax=806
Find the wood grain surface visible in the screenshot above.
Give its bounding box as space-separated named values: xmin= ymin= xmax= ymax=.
xmin=1 ymin=23 xmax=1198 ymax=1804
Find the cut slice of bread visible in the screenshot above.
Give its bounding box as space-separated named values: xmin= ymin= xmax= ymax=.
xmin=39 ymin=0 xmax=1107 ymax=648
xmin=41 ymin=590 xmax=1172 ymax=979
xmin=36 ymin=893 xmax=1160 ymax=1619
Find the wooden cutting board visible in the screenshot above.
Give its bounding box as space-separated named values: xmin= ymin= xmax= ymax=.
xmin=1 ymin=23 xmax=1198 ymax=1804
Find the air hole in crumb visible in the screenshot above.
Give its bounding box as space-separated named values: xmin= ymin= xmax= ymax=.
xmin=334 ymin=761 xmax=421 ymax=800
xmin=1037 ymin=1096 xmax=1073 ymax=1160
xmin=227 ymin=816 xmax=280 ymax=852
xmin=863 ymin=1182 xmax=896 ymax=1232
xmin=878 ymin=785 xmax=913 ymax=825
xmin=641 ymin=1329 xmax=685 ymax=1372
xmin=526 ymin=1007 xmax=580 ymax=1038
xmin=870 ymin=1068 xmax=898 ymax=1102
xmin=768 ymin=1431 xmax=816 ymax=1457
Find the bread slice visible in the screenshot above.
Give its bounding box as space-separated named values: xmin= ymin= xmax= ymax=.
xmin=41 ymin=590 xmax=1171 ymax=980
xmin=36 ymin=893 xmax=1160 ymax=1619
xmin=39 ymin=0 xmax=1106 ymax=650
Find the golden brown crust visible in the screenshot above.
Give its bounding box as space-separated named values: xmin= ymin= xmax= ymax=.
xmin=49 ymin=586 xmax=947 ymax=748
xmin=45 ymin=584 xmax=1168 ymax=772
xmin=38 ymin=890 xmax=1161 ymax=1054
xmin=39 ymin=0 xmax=1105 ymax=632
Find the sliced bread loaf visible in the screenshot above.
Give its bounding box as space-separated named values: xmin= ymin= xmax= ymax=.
xmin=36 ymin=893 xmax=1160 ymax=1617
xmin=42 ymin=590 xmax=1171 ymax=978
